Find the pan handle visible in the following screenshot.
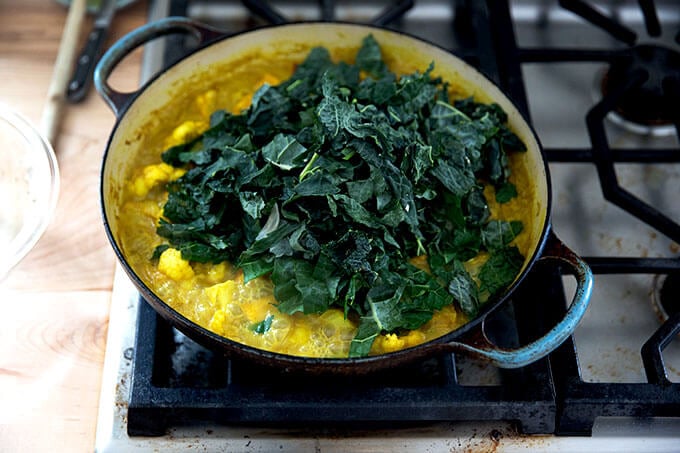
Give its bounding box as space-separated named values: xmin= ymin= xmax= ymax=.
xmin=94 ymin=17 xmax=225 ymax=117
xmin=443 ymin=232 xmax=593 ymax=368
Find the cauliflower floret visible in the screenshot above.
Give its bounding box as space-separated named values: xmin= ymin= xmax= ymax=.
xmin=401 ymin=329 xmax=427 ymax=348
xmin=205 ymin=262 xmax=228 ymax=283
xmin=287 ymin=322 xmax=312 ymax=346
xmin=158 ymin=248 xmax=195 ymax=281
xmin=130 ymin=162 xmax=186 ymax=198
xmin=122 ymin=199 xmax=163 ymax=220
xmin=208 ymin=310 xmax=226 ymax=334
xmin=164 ymin=120 xmax=207 ymax=148
xmin=377 ymin=333 xmax=406 ymax=353
xmin=318 ymin=309 xmax=355 ymax=340
xmin=205 ymin=280 xmax=238 ymax=310
xmin=196 ymin=90 xmax=218 ymax=118
xmin=373 ymin=330 xmax=427 ymax=354
xmin=193 ymin=261 xmax=230 ymax=285
xmin=240 ymin=297 xmax=272 ymax=323
xmin=233 ymin=73 xmax=282 ymax=112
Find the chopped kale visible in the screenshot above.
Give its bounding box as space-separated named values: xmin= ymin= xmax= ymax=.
xmin=155 ymin=35 xmax=528 ymax=357
xmin=251 ymin=315 xmax=274 ymax=334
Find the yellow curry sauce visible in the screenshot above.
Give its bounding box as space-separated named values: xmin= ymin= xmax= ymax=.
xmin=116 ymin=45 xmax=535 ymax=358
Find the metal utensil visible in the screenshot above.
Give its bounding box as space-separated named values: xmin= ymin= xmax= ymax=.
xmin=66 ymin=0 xmax=117 ymax=102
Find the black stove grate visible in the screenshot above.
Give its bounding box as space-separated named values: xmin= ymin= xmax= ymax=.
xmin=128 ymin=265 xmax=561 ymax=436
xmin=127 ymin=0 xmax=680 ymax=437
xmin=484 ymin=0 xmax=680 ymax=435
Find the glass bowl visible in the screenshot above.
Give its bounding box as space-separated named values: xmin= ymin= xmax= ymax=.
xmin=0 ymin=104 xmax=60 ymax=280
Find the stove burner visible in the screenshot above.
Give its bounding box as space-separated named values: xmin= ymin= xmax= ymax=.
xmin=601 ymin=44 xmax=680 ymax=134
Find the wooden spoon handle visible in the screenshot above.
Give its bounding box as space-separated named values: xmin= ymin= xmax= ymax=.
xmin=41 ymin=0 xmax=88 ymax=147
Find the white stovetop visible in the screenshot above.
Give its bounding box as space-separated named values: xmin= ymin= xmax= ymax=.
xmin=93 ymin=268 xmax=680 ymax=453
xmin=95 ymin=1 xmax=680 ymax=450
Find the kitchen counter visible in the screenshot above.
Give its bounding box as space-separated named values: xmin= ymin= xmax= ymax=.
xmin=0 ymin=1 xmax=147 ymax=451
xmin=2 ymin=2 xmax=679 ymax=451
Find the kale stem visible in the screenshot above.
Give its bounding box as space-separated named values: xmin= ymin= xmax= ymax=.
xmin=416 ymin=237 xmax=427 ymax=256
xmin=299 ymin=152 xmax=320 ymax=181
xmin=435 ymin=100 xmax=470 ymax=121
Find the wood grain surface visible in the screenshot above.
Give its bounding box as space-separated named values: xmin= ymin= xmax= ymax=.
xmin=0 ymin=1 xmax=148 ymax=451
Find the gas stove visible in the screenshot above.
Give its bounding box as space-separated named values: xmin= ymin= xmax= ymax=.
xmin=95 ymin=1 xmax=680 ymax=451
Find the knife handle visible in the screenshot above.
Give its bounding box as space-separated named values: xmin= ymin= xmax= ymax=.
xmin=67 ymin=26 xmax=108 ymax=103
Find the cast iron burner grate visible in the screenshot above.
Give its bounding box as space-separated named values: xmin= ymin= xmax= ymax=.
xmin=484 ymin=0 xmax=680 ymax=434
xmin=127 ymin=0 xmax=680 ymax=437
xmin=128 ymin=264 xmax=561 ymax=437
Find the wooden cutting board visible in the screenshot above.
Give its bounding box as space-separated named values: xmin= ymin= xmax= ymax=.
xmin=0 ymin=1 xmax=147 ymax=450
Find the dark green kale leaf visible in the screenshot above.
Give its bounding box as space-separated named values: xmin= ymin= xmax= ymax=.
xmin=247 ymin=85 xmax=293 ymax=138
xmin=261 ymin=134 xmax=308 ymax=170
xmin=355 ymin=35 xmax=390 ymax=79
xmin=430 ymin=161 xmax=476 ymax=198
xmin=349 ymin=315 xmax=382 ymax=357
xmin=317 ymin=76 xmax=357 ymax=138
xmin=495 ymin=182 xmax=518 ymax=203
xmin=447 ymin=266 xmax=480 ymax=318
xmin=478 ymin=246 xmax=525 ymax=299
xmin=270 ymin=255 xmax=340 ymax=314
xmin=153 ymin=35 xmax=529 ymax=357
xmin=481 ymin=220 xmax=524 ymax=250
xmin=251 ymin=315 xmax=274 ymax=334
